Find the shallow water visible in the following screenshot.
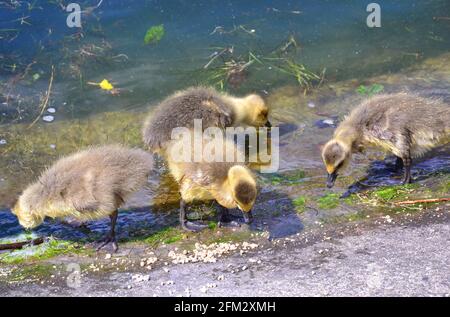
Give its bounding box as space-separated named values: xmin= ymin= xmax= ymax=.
xmin=0 ymin=1 xmax=449 ymax=243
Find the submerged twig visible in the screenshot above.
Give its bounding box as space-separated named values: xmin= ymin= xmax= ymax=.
xmin=394 ymin=198 xmax=450 ymax=206
xmin=0 ymin=237 xmax=44 ymax=251
xmin=28 ymin=65 xmax=54 ymax=129
xmin=204 ymin=46 xmax=233 ymax=69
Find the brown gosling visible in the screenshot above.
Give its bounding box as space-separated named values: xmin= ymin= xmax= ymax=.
xmin=142 ymin=86 xmax=270 ymax=153
xmin=165 ymin=134 xmax=257 ymax=231
xmin=11 ymin=145 xmax=154 ymax=252
xmin=322 ymin=92 xmax=449 ymax=187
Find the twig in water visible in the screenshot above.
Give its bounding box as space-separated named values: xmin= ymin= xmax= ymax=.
xmin=0 ymin=237 xmax=44 ymax=251
xmin=28 ymin=65 xmax=54 ymax=129
xmin=394 ymin=198 xmax=449 ymax=206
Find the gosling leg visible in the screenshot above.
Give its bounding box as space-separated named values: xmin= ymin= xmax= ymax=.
xmin=217 ymin=205 xmax=240 ymax=228
xmin=179 ymin=199 xmax=208 ymax=232
xmin=96 ymin=210 xmax=118 ymax=252
xmin=401 ymin=156 xmax=412 ymax=184
xmin=394 ymin=156 xmax=404 ymax=171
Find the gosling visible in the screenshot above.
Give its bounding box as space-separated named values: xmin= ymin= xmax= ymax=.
xmin=322 ymin=93 xmax=449 ymax=187
xmin=165 ymin=134 xmax=257 ymax=231
xmin=12 ymin=145 xmax=154 ymax=252
xmin=142 ymin=86 xmax=271 ymax=153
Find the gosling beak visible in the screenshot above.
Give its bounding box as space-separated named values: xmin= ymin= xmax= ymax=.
xmin=242 ymin=210 xmax=253 ymax=224
xmin=265 ymin=120 xmax=272 ymax=128
xmin=327 ymin=172 xmax=338 ymax=188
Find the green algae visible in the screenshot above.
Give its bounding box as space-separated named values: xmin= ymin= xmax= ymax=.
xmin=292 ymin=196 xmax=306 ymax=213
xmin=316 ymin=193 xmax=340 ymax=209
xmin=263 ymin=170 xmax=306 ymax=186
xmin=356 ymin=83 xmax=384 ymax=96
xmin=144 ymin=24 xmax=165 ymax=45
xmin=142 ymin=227 xmax=186 ymax=247
xmin=5 ymin=264 xmax=56 ymax=283
xmin=0 ymin=238 xmax=85 ymax=264
xmin=0 ymin=111 xmax=144 ymax=207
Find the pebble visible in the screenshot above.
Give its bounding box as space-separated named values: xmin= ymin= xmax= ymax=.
xmin=105 ymin=253 xmax=112 ymax=260
xmin=314 ymin=118 xmax=337 ymax=128
xmin=49 ymin=144 xmax=56 ymax=149
xmin=0 ymin=139 xmax=6 ymax=145
xmin=47 ymin=107 xmax=56 ymax=113
xmin=42 ymin=115 xmax=54 ymax=122
xmin=307 ymin=101 xmax=316 ymax=108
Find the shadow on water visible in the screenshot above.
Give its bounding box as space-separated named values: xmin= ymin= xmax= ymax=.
xmin=342 ymin=145 xmax=450 ymax=198
xmin=0 ymin=186 xmax=303 ymax=246
xmin=0 ymin=206 xmax=177 ymax=242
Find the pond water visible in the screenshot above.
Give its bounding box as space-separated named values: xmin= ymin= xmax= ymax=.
xmin=0 ymin=0 xmax=449 ymax=242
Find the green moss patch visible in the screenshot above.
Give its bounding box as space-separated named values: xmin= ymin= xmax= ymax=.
xmin=0 ymin=238 xmax=85 ymax=264
xmin=316 ymin=193 xmax=340 ymax=209
xmin=142 ymin=227 xmax=186 ymax=247
xmin=263 ymin=170 xmax=306 ymax=186
xmin=292 ymin=196 xmax=306 ymax=213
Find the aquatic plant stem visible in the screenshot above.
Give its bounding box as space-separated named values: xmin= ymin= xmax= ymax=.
xmin=28 ymin=65 xmax=54 ymax=129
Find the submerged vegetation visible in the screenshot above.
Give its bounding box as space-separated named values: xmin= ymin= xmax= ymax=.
xmin=144 ymin=24 xmax=165 ymax=45
xmin=199 ymin=35 xmax=322 ymax=91
xmin=356 ymin=83 xmax=384 ymax=96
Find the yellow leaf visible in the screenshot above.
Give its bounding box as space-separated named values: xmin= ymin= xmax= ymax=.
xmin=99 ymin=79 xmax=114 ymax=91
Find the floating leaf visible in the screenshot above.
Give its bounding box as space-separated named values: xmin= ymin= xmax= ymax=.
xmin=99 ymin=79 xmax=114 ymax=91
xmin=144 ymin=24 xmax=165 ymax=45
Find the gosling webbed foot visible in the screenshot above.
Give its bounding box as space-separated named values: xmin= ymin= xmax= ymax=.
xmin=179 ymin=199 xmax=208 ymax=232
xmin=182 ymin=220 xmax=208 ymax=232
xmin=96 ymin=234 xmax=118 ymax=253
xmin=96 ymin=210 xmax=119 ymax=252
xmin=217 ymin=205 xmax=241 ymax=228
xmin=242 ymin=210 xmax=254 ymax=224
xmin=218 ymin=220 xmax=241 ymax=228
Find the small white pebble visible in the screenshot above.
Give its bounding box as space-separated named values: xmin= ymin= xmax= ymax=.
xmin=47 ymin=107 xmax=56 ymax=113
xmin=42 ymin=115 xmax=54 ymax=122
xmin=105 ymin=253 xmax=112 ymax=260
xmin=0 ymin=139 xmax=6 ymax=145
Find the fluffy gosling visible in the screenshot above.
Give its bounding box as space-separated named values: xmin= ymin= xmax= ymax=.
xmin=12 ymin=145 xmax=154 ymax=252
xmin=142 ymin=86 xmax=270 ymax=153
xmin=322 ymin=93 xmax=449 ymax=187
xmin=165 ymin=134 xmax=257 ymax=231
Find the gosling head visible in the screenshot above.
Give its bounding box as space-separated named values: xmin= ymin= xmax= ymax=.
xmin=241 ymin=94 xmax=271 ymax=128
xmin=11 ymin=184 xmax=45 ymax=229
xmin=228 ymin=165 xmax=257 ymax=223
xmin=321 ymin=139 xmax=352 ymax=188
